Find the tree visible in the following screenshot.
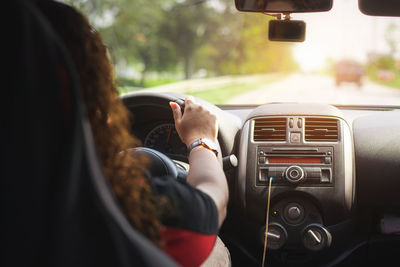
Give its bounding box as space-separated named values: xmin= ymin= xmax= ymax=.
xmin=103 ymin=0 xmax=178 ymax=86
xmin=64 ymin=0 xmax=299 ymax=83
xmin=385 ymin=23 xmax=398 ymax=56
xmin=161 ymin=0 xmax=214 ymax=79
xmin=66 ymin=0 xmax=179 ymax=86
xmin=195 ymin=8 xmax=298 ymax=76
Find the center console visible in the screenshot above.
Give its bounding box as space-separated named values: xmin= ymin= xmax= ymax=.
xmin=236 ymin=103 xmax=355 ymax=259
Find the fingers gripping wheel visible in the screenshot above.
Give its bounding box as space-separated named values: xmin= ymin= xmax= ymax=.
xmin=127 ymin=147 xmax=187 ymax=182
xmin=173 ymin=98 xmax=185 ymax=114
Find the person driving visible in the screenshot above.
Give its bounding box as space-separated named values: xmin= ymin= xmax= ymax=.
xmin=34 ymin=0 xmax=229 ymax=266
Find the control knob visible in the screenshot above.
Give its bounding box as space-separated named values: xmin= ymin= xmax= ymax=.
xmin=261 ymin=223 xmax=288 ymax=250
xmin=283 ymin=202 xmax=305 ymax=224
xmin=285 ymin=165 xmax=305 ymax=183
xmin=302 ymin=224 xmax=332 ymax=251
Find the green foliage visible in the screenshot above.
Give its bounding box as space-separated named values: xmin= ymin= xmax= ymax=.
xmin=385 ymin=23 xmax=399 ymax=55
xmin=195 ymin=8 xmax=298 ymax=76
xmin=118 ymin=76 xmax=180 ymax=88
xmin=189 ymin=73 xmax=285 ymax=104
xmin=363 ymin=22 xmax=400 ymax=89
xmin=63 ymin=0 xmax=299 ymax=85
xmin=366 ymin=55 xmax=400 ymax=89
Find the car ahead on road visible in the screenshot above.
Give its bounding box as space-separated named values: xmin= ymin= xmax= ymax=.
xmin=335 ymin=60 xmax=364 ymax=87
xmin=4 ymin=1 xmax=400 ymax=267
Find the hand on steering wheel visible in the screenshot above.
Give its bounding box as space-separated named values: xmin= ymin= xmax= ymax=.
xmin=169 ymin=96 xmax=218 ymax=148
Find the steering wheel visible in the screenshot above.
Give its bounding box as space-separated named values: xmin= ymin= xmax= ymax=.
xmin=127 ymin=147 xmax=188 ymax=182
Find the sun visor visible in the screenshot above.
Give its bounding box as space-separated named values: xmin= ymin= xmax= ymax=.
xmin=359 ymin=0 xmax=400 ymax=17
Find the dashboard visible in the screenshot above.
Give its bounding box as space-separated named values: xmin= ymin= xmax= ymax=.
xmin=135 ymin=121 xmax=187 ymax=162
xmin=122 ymin=91 xmax=400 ymax=266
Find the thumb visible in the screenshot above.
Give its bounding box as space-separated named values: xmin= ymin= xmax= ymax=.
xmin=169 ymin=102 xmax=182 ymax=123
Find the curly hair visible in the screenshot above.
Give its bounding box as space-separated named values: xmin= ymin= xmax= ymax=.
xmin=35 ymin=0 xmax=161 ymax=245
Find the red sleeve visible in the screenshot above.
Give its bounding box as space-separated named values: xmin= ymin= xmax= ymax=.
xmin=151 ymin=176 xmax=220 ymax=267
xmin=161 ymin=226 xmax=217 ymax=267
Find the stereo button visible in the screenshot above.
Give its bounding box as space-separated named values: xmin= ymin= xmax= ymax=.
xmin=324 ymin=157 xmax=332 ymax=164
xmin=259 ymin=168 xmax=268 ymax=182
xmin=320 ymin=169 xmax=332 ymax=183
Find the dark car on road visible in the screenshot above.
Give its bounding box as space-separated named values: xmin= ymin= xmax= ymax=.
xmin=335 ymin=60 xmax=365 ymax=87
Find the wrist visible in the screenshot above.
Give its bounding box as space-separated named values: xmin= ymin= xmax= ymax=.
xmin=185 ymin=136 xmax=217 ymax=148
xmin=187 ymin=138 xmax=219 ymax=157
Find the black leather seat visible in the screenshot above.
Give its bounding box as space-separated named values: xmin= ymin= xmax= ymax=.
xmin=1 ymin=1 xmax=176 ymax=266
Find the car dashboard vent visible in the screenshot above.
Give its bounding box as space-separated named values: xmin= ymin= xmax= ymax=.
xmin=254 ymin=117 xmax=287 ymax=141
xmin=305 ymin=118 xmax=339 ymax=142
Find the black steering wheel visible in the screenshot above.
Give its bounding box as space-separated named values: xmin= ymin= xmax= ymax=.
xmin=127 ymin=147 xmax=188 ymax=182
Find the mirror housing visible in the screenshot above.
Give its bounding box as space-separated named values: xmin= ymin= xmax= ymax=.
xmin=269 ymin=20 xmax=305 ymax=42
xmin=235 ymin=0 xmax=333 ymax=13
xmin=359 ymin=0 xmax=400 ymax=17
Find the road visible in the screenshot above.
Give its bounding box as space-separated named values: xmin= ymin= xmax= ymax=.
xmin=226 ymin=74 xmax=400 ymax=106
xmin=143 ymin=73 xmax=280 ymax=94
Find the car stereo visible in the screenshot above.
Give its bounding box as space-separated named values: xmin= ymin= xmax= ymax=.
xmin=256 ymin=147 xmax=333 ymax=186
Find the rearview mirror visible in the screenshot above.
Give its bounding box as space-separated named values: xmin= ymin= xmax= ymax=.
xmin=235 ymin=0 xmax=333 ymax=13
xmin=359 ymin=0 xmax=400 ymax=17
xmin=269 ymin=20 xmax=305 ymax=42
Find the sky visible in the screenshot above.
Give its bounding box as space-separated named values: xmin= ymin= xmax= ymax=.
xmin=290 ymin=0 xmax=400 ymax=72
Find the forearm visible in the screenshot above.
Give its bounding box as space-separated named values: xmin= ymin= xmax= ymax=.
xmin=187 ymin=146 xmax=229 ymax=227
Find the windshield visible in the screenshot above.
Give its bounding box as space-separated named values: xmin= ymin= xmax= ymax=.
xmin=65 ymin=0 xmax=400 ymax=106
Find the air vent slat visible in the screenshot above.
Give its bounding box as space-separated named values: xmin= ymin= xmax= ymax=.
xmin=306 ymin=121 xmax=337 ymax=124
xmin=254 ymin=118 xmax=287 ymax=141
xmin=305 ymin=126 xmax=337 ymax=128
xmin=305 ymin=118 xmax=339 ymax=142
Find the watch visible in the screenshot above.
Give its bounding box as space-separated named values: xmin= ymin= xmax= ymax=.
xmin=188 ymin=138 xmax=219 ymax=157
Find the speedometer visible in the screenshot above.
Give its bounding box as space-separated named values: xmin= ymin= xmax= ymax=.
xmin=144 ymin=123 xmax=187 ymax=160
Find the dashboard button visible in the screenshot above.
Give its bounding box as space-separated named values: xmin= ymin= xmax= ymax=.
xmin=297 ymin=118 xmax=303 ymax=128
xmin=320 ymin=169 xmax=331 ymax=183
xmin=289 ymin=118 xmax=294 ymax=128
xmin=290 ymin=132 xmax=301 ymax=143
xmin=259 ymin=168 xmax=268 ymax=182
xmin=324 ymin=156 xmax=332 ymax=164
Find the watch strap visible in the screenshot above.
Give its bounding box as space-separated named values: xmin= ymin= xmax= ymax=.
xmin=187 ymin=138 xmax=218 ymax=157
